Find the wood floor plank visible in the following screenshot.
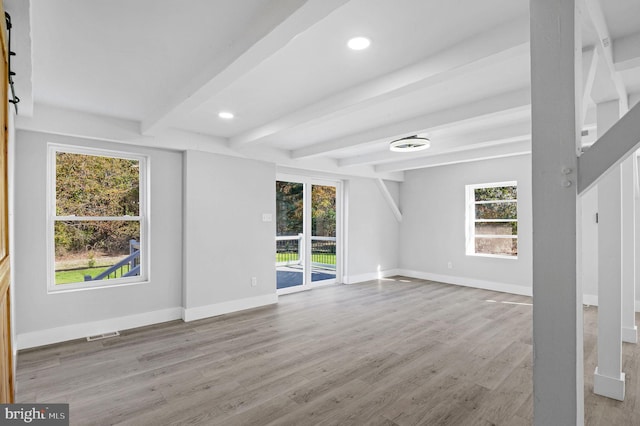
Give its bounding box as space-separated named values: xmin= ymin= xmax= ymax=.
xmin=315 ymin=362 xmax=447 ymax=426
xmin=218 ymin=393 xmax=302 ymax=426
xmin=287 ymin=351 xmax=396 ymax=405
xmin=66 ymin=383 xmax=167 ymax=426
xmin=14 ymin=277 xmax=640 ymax=425
xmin=265 ymin=379 xmax=369 ymax=426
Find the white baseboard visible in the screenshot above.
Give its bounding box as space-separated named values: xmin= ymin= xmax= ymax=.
xmin=397 ymin=270 xmax=640 ymax=310
xmin=183 ymin=294 xmax=278 ymax=322
xmin=17 ymin=307 xmax=183 ymax=350
xmin=622 ymin=326 xmax=638 ymax=344
xmin=583 ymin=294 xmax=599 ymax=306
xmin=593 ymin=367 xmax=625 ymax=401
xmin=343 ymin=269 xmax=400 ymax=285
xmin=397 ymin=269 xmax=532 ymax=297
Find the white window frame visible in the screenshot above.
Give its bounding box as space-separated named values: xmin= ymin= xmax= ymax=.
xmin=465 ymin=180 xmax=518 ymax=259
xmin=47 ymin=144 xmax=150 ymax=293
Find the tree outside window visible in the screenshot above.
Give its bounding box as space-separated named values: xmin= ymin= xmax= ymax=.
xmin=49 ymin=146 xmax=147 ymax=290
xmin=466 ymin=182 xmax=517 ymax=258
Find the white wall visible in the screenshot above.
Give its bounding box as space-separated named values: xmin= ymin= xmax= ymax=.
xmin=398 ymin=155 xmax=532 ymax=295
xmin=344 ymin=177 xmax=400 ymax=283
xmin=14 ymin=130 xmax=183 ymax=348
xmin=182 ymin=150 xmax=277 ymax=321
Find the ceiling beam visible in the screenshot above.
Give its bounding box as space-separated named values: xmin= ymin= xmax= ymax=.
xmin=291 ymin=88 xmax=531 ymax=159
xmin=578 ymin=101 xmax=640 ymax=194
xmin=613 ymin=30 xmax=640 ymax=72
xmin=374 ymin=140 xmax=531 ymax=173
xmin=582 ymin=47 xmax=598 ymax=125
xmin=582 ymin=0 xmax=628 ymax=109
xmin=338 ymin=121 xmax=531 ymax=167
xmin=140 ymin=0 xmax=350 ymax=135
xmin=16 ymin=104 xmax=233 ymax=153
xmin=230 ymin=16 xmax=530 ymax=148
xmin=17 ymin=103 xmax=405 ymax=182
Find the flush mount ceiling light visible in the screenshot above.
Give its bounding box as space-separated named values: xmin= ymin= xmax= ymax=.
xmin=389 ymin=135 xmax=431 ymax=152
xmin=218 ymin=111 xmax=234 ymax=119
xmin=347 ymin=36 xmax=371 ymax=50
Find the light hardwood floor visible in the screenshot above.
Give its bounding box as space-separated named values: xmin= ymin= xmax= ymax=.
xmin=15 ymin=277 xmax=640 ymax=425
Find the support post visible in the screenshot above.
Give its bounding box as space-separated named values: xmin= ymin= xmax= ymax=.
xmin=636 ymin=154 xmax=640 ymax=318
xmin=530 ymin=0 xmax=583 ymax=424
xmin=621 ymin=156 xmax=637 ymax=343
xmin=593 ymin=100 xmax=625 ymax=400
xmin=595 ymin=168 xmax=625 ymax=400
xmin=579 ymin=185 xmax=598 ymax=305
xmin=375 ymin=178 xmax=402 ymax=222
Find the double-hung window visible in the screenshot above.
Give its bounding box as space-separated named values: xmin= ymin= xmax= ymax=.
xmin=466 ymin=181 xmax=517 ymax=258
xmin=48 ymin=145 xmax=148 ymax=291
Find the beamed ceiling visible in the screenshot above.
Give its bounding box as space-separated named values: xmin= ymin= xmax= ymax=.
xmin=6 ymin=0 xmax=640 ymax=181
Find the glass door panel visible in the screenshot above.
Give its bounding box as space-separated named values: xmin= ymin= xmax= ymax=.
xmin=275 ymin=181 xmax=304 ymax=289
xmin=311 ymin=185 xmax=336 ymax=283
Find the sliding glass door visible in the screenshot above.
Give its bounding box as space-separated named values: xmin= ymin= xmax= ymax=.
xmin=276 ymin=177 xmax=340 ymax=293
xmin=311 ymin=185 xmax=336 ymax=283
xmin=275 ymin=181 xmax=305 ymax=290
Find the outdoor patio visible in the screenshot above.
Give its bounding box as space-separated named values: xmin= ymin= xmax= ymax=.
xmin=276 ymin=264 xmax=336 ymax=289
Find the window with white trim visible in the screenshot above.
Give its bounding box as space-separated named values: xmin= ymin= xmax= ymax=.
xmin=465 ymin=181 xmax=517 ymax=258
xmin=48 ymin=145 xmax=148 ymax=291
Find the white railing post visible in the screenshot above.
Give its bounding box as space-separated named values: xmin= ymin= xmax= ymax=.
xmin=298 ymin=233 xmax=304 ymax=267
xmin=621 ymin=156 xmax=637 ymax=344
xmin=593 ymin=100 xmax=627 ymax=401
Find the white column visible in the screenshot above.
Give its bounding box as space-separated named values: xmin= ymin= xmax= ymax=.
xmin=621 ymin=156 xmax=637 ymax=343
xmin=593 ymin=100 xmax=625 ymax=400
xmin=530 ymin=0 xmax=583 ymax=424
xmin=595 ymin=168 xmax=625 ymax=399
xmin=303 ymin=184 xmax=312 ymax=286
xmin=636 ymin=154 xmax=640 ymax=319
xmin=580 ymin=186 xmax=598 ymax=304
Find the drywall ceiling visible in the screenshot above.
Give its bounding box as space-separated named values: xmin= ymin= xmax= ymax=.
xmin=8 ymin=0 xmax=640 ymax=179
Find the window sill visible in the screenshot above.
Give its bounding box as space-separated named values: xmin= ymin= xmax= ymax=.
xmin=47 ymin=278 xmax=149 ymax=294
xmin=466 ymin=253 xmax=518 ymax=260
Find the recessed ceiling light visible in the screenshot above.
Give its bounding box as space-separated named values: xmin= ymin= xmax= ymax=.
xmin=347 ymin=37 xmax=370 ymax=50
xmin=389 ymin=135 xmax=431 ymax=152
xmin=218 ymin=111 xmax=234 ymax=119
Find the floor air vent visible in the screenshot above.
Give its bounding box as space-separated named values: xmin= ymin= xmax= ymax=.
xmin=87 ymin=331 xmax=120 ymax=342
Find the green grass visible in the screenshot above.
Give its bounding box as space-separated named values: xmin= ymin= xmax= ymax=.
xmin=55 ymin=266 xmax=111 ymax=284
xmin=311 ymin=254 xmax=336 ymax=265
xmin=276 ymin=253 xmax=336 ymax=265
xmin=56 ymin=264 xmax=136 ymax=284
xmin=276 ymin=253 xmax=299 ymax=262
xmin=58 ymin=255 xmax=337 ymax=284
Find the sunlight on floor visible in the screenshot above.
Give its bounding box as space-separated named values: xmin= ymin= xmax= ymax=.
xmin=380 ymin=277 xmax=413 ymax=283
xmin=485 ymin=299 xmax=533 ymax=306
